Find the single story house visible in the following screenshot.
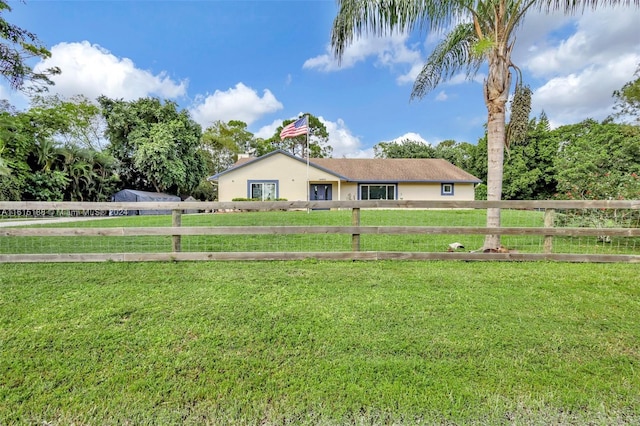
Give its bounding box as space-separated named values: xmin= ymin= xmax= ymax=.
xmin=208 ymin=150 xmax=482 ymax=202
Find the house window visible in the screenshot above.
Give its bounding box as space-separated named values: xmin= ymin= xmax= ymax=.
xmin=360 ymin=184 xmax=396 ymax=200
xmin=441 ymin=183 xmax=454 ymax=196
xmin=249 ymin=181 xmax=278 ymax=200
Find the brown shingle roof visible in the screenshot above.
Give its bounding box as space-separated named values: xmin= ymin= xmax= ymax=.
xmin=309 ymin=158 xmax=481 ymax=182
xmin=231 ymin=157 xmax=253 ymax=168
xmin=213 ymin=151 xmax=481 ymax=183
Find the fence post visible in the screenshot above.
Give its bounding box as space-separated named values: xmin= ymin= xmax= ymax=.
xmin=543 ymin=208 xmax=555 ymax=254
xmin=352 ymin=207 xmax=360 ymax=252
xmin=172 ymin=209 xmax=182 ymax=253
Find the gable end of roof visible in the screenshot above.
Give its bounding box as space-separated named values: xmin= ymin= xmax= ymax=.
xmin=208 ymin=150 xmax=347 ymax=181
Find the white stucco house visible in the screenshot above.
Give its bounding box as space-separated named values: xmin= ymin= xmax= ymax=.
xmin=208 ymin=150 xmax=482 ymax=202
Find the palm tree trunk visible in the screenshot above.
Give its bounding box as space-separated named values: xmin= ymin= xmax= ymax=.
xmin=483 ymin=46 xmax=511 ymax=249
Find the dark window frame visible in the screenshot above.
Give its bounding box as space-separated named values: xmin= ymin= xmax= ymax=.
xmin=247 ymin=180 xmax=279 ymax=200
xmin=441 ymin=183 xmax=455 ymax=196
xmin=359 ymin=184 xmax=397 ymax=200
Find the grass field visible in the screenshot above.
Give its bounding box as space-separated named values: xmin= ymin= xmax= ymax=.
xmin=1 ymin=260 xmax=639 ymax=425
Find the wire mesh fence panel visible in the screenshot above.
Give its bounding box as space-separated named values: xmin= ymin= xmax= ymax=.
xmin=551 ymin=207 xmax=640 ymax=254
xmin=181 ymin=234 xmax=352 ymax=253
xmin=1 ymin=201 xmax=639 ymax=261
xmin=357 ymin=208 xmax=548 ymax=253
xmin=552 ymin=236 xmax=640 ymax=255
xmin=179 ymin=210 xmax=353 ymax=252
xmin=554 ymin=208 xmax=640 ymax=229
xmin=0 ymin=235 xmax=175 ymax=254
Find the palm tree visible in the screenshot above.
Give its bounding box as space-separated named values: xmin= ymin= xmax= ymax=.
xmin=331 ymin=0 xmax=637 ymax=249
xmin=0 ymin=152 xmax=10 ymax=177
xmin=32 ymin=138 xmax=60 ymax=172
xmin=60 ymin=146 xmax=95 ymax=201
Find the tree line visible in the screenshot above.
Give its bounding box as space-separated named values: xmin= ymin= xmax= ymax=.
xmin=375 ymin=113 xmax=640 ymax=202
xmin=0 ymin=93 xmax=332 ymax=201
xmin=2 ymin=89 xmax=638 ymax=203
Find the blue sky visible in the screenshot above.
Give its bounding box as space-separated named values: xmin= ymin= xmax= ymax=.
xmin=3 ymin=0 xmax=640 ymax=157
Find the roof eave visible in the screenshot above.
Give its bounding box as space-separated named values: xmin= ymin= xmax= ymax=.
xmin=346 ymin=179 xmax=483 ymax=184
xmin=207 ymin=150 xmax=290 ymax=181
xmin=208 ymin=150 xmax=349 ymax=181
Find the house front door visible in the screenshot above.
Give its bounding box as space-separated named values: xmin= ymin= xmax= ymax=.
xmin=310 ymin=183 xmax=332 ymax=203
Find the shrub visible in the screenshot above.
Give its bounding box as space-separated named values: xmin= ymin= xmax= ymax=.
xmin=231 ymin=197 xmax=288 ymax=202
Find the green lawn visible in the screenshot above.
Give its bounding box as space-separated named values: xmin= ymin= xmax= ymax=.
xmin=1 ymin=261 xmax=639 ymax=424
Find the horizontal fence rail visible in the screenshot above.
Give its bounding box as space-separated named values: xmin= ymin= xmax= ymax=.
xmin=2 ymin=199 xmax=640 ymax=211
xmin=1 ymin=200 xmax=639 ymax=263
xmin=3 ymin=226 xmax=640 ymax=238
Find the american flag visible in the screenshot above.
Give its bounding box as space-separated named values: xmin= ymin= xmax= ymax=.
xmin=279 ymin=116 xmax=309 ymax=140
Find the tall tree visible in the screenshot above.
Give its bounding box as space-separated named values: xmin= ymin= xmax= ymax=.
xmin=612 ymin=64 xmax=640 ymax=124
xmin=0 ymin=110 xmax=23 ymax=185
xmin=99 ymin=96 xmax=207 ymax=196
xmin=202 ymin=120 xmax=253 ymax=175
xmin=198 ymin=120 xmax=255 ymax=200
xmin=0 ymin=141 xmax=8 ymax=176
xmin=502 ymin=113 xmax=558 ymax=200
xmin=0 ymin=0 xmax=60 ymax=191
xmin=331 ymin=0 xmax=638 ymax=249
xmin=255 ymin=114 xmax=332 ymax=158
xmin=553 ymin=119 xmax=640 ymax=228
xmin=0 ymin=102 xmax=119 ymax=201
xmin=30 ymin=94 xmax=106 ymax=150
xmin=374 ymin=139 xmax=435 ymax=158
xmin=0 ymin=106 xmax=67 ymax=200
xmin=433 ymin=139 xmax=478 ymax=173
xmin=553 ymin=119 xmax=640 ymax=201
xmin=0 ymin=0 xmax=60 ymax=92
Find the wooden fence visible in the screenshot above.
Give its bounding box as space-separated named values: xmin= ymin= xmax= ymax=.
xmin=1 ymin=200 xmax=639 ymax=263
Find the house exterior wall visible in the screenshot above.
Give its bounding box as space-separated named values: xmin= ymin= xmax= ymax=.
xmin=339 ymin=183 xmax=359 ymax=201
xmin=217 ymin=154 xmax=338 ymax=202
xmin=398 ymin=182 xmax=476 ymax=201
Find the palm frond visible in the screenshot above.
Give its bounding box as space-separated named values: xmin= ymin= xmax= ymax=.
xmin=331 ymin=0 xmax=464 ymax=63
xmin=540 ymin=0 xmax=639 ymax=13
xmin=503 ymin=0 xmax=538 ymax=36
xmin=411 ymin=22 xmax=482 ymax=99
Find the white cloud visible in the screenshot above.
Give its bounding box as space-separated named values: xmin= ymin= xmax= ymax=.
xmin=319 ymin=117 xmax=370 ymax=158
xmin=254 ymin=119 xmax=282 ymax=140
xmin=523 ymin=9 xmax=640 ymax=78
xmin=386 ymin=132 xmax=430 ymax=145
xmin=396 ymin=62 xmax=424 ymax=85
xmin=254 ymin=116 xmax=369 ymax=158
xmin=511 ymin=12 xmax=573 ymax=68
xmin=435 ymin=91 xmax=448 ymax=101
xmin=344 ymin=147 xmax=375 ymax=158
xmin=304 ymin=28 xmax=494 ymax=89
xmin=303 ymin=33 xmax=422 ymax=77
xmin=32 ymin=41 xmax=188 ymax=101
xmin=30 ymin=41 xmax=283 ymax=130
xmin=0 ymin=84 xmax=29 ymax=111
xmin=189 ymin=83 xmax=283 ymax=129
xmin=395 ymin=60 xmax=486 ymax=88
xmin=0 ymin=84 xmax=10 ymax=101
xmin=521 ymin=7 xmax=640 ymax=126
xmin=449 ymin=72 xmax=486 ymax=86
xmin=533 ymin=54 xmax=640 ymax=125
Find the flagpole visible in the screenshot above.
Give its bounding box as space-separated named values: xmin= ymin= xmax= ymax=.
xmin=306 ymin=114 xmax=310 ymax=213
